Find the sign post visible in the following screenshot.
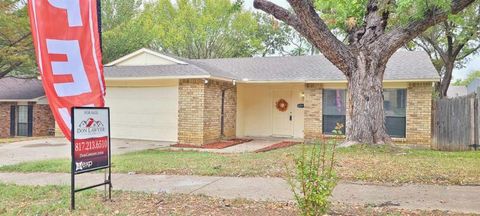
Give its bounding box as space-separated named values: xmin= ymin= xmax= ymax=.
xmin=71 ymin=107 xmax=111 ymax=210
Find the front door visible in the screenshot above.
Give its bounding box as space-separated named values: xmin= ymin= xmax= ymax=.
xmin=272 ymin=90 xmax=293 ymax=137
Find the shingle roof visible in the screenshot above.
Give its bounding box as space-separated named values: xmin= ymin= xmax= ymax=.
xmin=105 ymin=50 xmax=440 ymax=82
xmin=0 ymin=77 xmax=45 ymax=100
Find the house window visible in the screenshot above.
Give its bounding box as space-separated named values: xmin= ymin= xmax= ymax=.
xmin=17 ymin=105 xmax=29 ymax=136
xmin=322 ymin=89 xmax=346 ymax=134
xmin=383 ymin=89 xmax=406 ymax=138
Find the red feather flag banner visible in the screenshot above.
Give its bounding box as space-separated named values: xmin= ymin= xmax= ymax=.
xmin=27 ymin=0 xmax=106 ymax=140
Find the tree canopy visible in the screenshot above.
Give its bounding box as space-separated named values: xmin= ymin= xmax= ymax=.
xmin=102 ymin=0 xmax=263 ymax=62
xmin=0 ymin=0 xmax=35 ymax=78
xmin=101 ymin=0 xmax=317 ymax=63
xmin=101 ymin=0 xmax=142 ymax=31
xmin=412 ymin=2 xmax=480 ymax=97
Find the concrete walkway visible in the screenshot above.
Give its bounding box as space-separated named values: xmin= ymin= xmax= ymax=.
xmin=0 ymin=138 xmax=172 ymax=166
xmin=1 ymin=172 xmax=479 ymax=214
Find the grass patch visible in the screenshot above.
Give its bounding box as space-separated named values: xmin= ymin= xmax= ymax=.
xmin=0 ymin=183 xmax=296 ymax=216
xmin=2 ymin=144 xmax=480 ymax=185
xmin=0 ymin=137 xmax=48 ymax=144
xmin=0 ymin=183 xmax=471 ymax=215
xmin=0 ymin=183 xmax=117 ymax=215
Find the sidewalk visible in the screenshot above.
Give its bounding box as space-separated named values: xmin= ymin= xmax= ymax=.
xmin=1 ymin=172 xmax=479 ymax=214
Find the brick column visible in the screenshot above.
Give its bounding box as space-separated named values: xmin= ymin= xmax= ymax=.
xmin=304 ymin=83 xmax=322 ymax=141
xmin=178 ymin=79 xmax=205 ymax=145
xmin=406 ymin=82 xmax=433 ymax=145
xmin=178 ymin=79 xmax=236 ymax=146
xmin=0 ymin=102 xmax=14 ymax=138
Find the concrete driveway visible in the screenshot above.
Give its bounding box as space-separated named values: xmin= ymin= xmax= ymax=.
xmin=0 ymin=137 xmax=173 ymax=166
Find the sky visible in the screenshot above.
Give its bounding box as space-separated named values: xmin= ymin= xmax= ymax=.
xmin=243 ymin=0 xmax=480 ymax=81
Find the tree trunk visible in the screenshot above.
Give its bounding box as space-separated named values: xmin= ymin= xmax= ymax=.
xmin=438 ymin=62 xmax=455 ymax=98
xmin=345 ymin=52 xmax=391 ymax=145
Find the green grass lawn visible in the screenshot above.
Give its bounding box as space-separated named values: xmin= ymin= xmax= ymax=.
xmin=0 ymin=183 xmax=297 ymax=216
xmin=0 ymin=137 xmax=47 ymax=144
xmin=1 ymin=183 xmax=470 ymax=216
xmin=0 ymin=183 xmax=124 ymax=215
xmin=1 ymin=144 xmax=480 ymax=185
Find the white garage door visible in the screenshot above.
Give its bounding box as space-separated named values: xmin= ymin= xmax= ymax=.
xmin=105 ymin=83 xmax=178 ymax=141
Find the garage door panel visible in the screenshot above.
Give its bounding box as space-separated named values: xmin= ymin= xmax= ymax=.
xmin=107 ymin=101 xmax=177 ymax=113
xmin=106 ymin=86 xmax=178 ymax=141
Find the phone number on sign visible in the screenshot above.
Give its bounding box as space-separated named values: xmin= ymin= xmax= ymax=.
xmin=75 ymin=138 xmax=108 ymax=152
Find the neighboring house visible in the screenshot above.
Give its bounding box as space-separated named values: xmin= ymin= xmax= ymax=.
xmin=447 ymin=86 xmax=468 ymax=98
xmin=0 ymin=77 xmax=55 ymax=138
xmin=467 ymin=78 xmax=480 ymax=94
xmin=94 ymin=48 xmax=438 ymax=146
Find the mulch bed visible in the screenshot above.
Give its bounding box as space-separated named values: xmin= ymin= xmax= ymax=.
xmin=171 ymin=138 xmax=253 ymax=149
xmin=254 ymin=141 xmax=302 ymax=153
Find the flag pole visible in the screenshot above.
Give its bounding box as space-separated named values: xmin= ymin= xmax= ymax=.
xmin=97 ymin=0 xmax=103 ymax=53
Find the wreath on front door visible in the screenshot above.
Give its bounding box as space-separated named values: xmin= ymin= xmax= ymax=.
xmin=276 ymin=99 xmax=288 ymax=112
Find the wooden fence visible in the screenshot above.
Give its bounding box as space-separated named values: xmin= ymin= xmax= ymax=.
xmin=432 ymin=89 xmax=479 ymax=151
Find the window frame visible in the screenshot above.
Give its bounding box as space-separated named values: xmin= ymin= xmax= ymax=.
xmin=383 ymin=89 xmax=407 ymax=138
xmin=322 ymin=89 xmax=346 ymax=135
xmin=16 ymin=105 xmax=29 ymax=137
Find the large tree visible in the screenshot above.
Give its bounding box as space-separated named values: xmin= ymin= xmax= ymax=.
xmin=413 ymin=2 xmax=480 ymax=98
xmin=101 ymin=0 xmax=142 ymax=31
xmin=256 ymin=13 xmax=291 ymax=56
xmin=103 ymin=0 xmax=265 ymax=61
xmin=0 ymin=0 xmax=35 ymax=78
xmin=146 ymin=0 xmax=262 ymax=59
xmin=254 ymin=0 xmax=477 ymax=145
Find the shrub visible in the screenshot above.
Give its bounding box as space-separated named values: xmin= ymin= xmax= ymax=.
xmin=287 ymin=123 xmax=341 ymax=215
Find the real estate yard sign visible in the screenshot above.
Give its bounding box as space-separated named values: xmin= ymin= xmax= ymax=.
xmin=71 ymin=107 xmax=111 ymax=210
xmin=72 ymin=107 xmax=110 ymax=173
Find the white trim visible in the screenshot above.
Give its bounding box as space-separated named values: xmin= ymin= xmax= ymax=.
xmin=237 ymin=80 xmax=306 ymax=84
xmin=208 ymin=76 xmax=234 ymax=82
xmin=104 ymin=76 xmax=438 ymax=84
xmin=105 ymin=48 xmax=188 ymax=66
xmin=106 ymin=75 xmax=210 ymax=81
xmin=306 ymin=79 xmax=438 ymax=84
xmin=0 ymin=96 xmax=46 ymax=102
xmin=106 ymin=75 xmax=235 ymax=82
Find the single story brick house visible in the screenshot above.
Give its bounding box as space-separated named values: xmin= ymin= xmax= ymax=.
xmin=96 ymin=48 xmax=438 ymax=146
xmin=0 ymin=77 xmax=55 ymax=138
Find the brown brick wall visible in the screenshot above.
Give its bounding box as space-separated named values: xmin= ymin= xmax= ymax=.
xmin=304 ymin=83 xmax=323 ymax=141
xmin=203 ymin=80 xmax=236 ymax=144
xmin=178 ymin=79 xmax=236 ymax=145
xmin=406 ymin=82 xmax=433 ymax=145
xmin=32 ymin=104 xmax=55 ymax=137
xmin=0 ymin=102 xmax=14 ymax=138
xmin=178 ymin=79 xmax=205 ymax=145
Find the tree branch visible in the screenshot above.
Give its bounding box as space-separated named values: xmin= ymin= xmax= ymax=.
xmin=0 ymin=62 xmax=23 ymax=79
xmin=457 ymin=43 xmax=480 ymax=60
xmin=379 ymin=0 xmax=476 ymax=57
xmin=254 ymin=0 xmax=355 ymax=74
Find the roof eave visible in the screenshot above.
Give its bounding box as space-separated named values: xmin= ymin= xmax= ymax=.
xmin=0 ymin=96 xmax=45 ymax=102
